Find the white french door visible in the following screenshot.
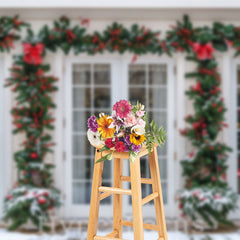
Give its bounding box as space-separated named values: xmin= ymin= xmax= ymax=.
xmin=64 ymin=56 xmax=175 ymax=218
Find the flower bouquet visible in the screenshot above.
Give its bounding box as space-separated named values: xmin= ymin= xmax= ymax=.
xmin=87 ymin=100 xmax=166 ymax=163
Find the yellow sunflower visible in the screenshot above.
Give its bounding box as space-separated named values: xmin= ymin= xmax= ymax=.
xmin=129 ymin=132 xmax=146 ymax=145
xmin=97 ymin=115 xmax=115 ymax=139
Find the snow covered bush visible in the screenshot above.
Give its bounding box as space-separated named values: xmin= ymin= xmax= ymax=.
xmin=4 ymin=186 xmax=61 ymax=230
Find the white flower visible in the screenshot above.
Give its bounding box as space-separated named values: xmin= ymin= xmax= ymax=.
xmin=131 ymin=125 xmax=145 ymax=135
xmin=87 ymin=129 xmax=103 ymax=146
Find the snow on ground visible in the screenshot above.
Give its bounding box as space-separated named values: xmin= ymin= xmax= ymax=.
xmin=0 ymin=228 xmax=240 ymax=240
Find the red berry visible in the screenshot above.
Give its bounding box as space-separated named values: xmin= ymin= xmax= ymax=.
xmin=38 ymin=197 xmax=46 ymax=204
xmin=30 ymin=152 xmax=38 ymax=159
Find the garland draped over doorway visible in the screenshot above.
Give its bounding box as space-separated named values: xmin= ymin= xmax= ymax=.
xmin=0 ymin=15 xmax=238 ymax=230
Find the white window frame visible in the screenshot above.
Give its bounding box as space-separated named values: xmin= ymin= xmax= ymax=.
xmin=64 ymin=54 xmax=176 ymax=218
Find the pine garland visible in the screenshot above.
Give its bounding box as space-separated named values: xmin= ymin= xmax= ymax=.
xmin=0 ymin=16 xmax=27 ymax=52
xmin=4 ymin=47 xmax=60 ymax=229
xmin=1 ymin=14 xmax=239 ymax=229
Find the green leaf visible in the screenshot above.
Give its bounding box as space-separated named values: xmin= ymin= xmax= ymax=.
xmin=99 ymin=146 xmax=110 ymax=152
xmin=129 ymin=151 xmax=138 ymax=163
xmin=95 ymin=152 xmax=113 ymax=164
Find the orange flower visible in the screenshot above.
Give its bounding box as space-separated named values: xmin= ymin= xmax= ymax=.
xmin=97 ymin=115 xmax=115 ymax=139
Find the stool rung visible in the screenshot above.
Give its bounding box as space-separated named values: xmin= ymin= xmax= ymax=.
xmin=142 ymin=192 xmax=159 ymax=205
xmin=94 ymin=236 xmax=126 ymax=240
xmin=99 ymin=186 xmax=132 ymax=195
xmin=120 ymin=176 xmax=152 ymax=184
xmin=105 ymin=230 xmax=118 ymax=237
xmin=99 ymin=192 xmax=112 ymax=201
xmin=121 ymin=220 xmax=158 ymax=231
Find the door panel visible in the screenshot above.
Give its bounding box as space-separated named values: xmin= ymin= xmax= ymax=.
xmin=65 ymin=61 xmax=113 ymax=217
xmin=128 ymin=64 xmax=168 ymax=202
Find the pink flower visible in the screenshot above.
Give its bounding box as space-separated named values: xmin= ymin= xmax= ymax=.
xmin=136 ymin=110 xmax=144 ymax=117
xmin=192 ymin=42 xmax=214 ymax=60
xmin=113 ymin=100 xmax=132 ymax=119
xmin=137 ymin=118 xmax=146 ymax=127
xmin=125 ymin=113 xmax=137 ymax=127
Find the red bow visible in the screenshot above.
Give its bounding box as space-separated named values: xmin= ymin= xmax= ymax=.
xmin=23 ymin=43 xmax=44 ymax=65
xmin=192 ymin=42 xmax=214 ymax=60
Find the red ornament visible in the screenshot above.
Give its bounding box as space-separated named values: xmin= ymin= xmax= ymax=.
xmin=211 ymin=176 xmax=216 ymax=181
xmin=131 ymin=54 xmax=138 ymax=63
xmin=189 ymin=151 xmax=195 ymax=158
xmin=212 ymin=102 xmax=217 ymax=108
xmin=7 ymin=195 xmax=12 ymax=200
xmin=43 ymin=192 xmax=49 ymax=197
xmin=99 ymin=42 xmax=105 ymax=50
xmin=80 ymin=17 xmax=90 ymax=27
xmin=66 ymin=29 xmax=76 ymax=43
xmin=22 ymin=43 xmax=44 ymax=65
xmin=191 ymin=82 xmax=203 ymax=95
xmin=192 ymin=42 xmax=214 ymax=60
xmin=30 ymin=152 xmax=38 ymax=159
xmin=38 ymin=197 xmax=46 ymax=204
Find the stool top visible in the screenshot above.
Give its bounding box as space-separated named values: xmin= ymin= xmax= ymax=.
xmin=94 ymin=143 xmax=158 ymax=159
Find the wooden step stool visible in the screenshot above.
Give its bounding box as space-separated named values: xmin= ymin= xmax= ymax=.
xmin=87 ymin=144 xmax=168 ymax=240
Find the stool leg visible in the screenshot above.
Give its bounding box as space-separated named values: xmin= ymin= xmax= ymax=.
xmin=149 ymin=147 xmax=168 ymax=240
xmin=113 ymin=158 xmax=123 ymax=238
xmin=130 ymin=156 xmax=144 ymax=240
xmin=87 ymin=150 xmax=104 ymax=240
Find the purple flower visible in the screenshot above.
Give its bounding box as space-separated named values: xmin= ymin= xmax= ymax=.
xmin=87 ymin=115 xmax=98 ymax=132
xmin=124 ymin=145 xmax=130 ymax=152
xmin=125 ymin=135 xmax=131 ymax=146
xmin=131 ymin=144 xmax=141 ymax=153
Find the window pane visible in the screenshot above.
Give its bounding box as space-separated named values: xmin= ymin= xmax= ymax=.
xmin=157 ymin=141 xmax=167 ymax=156
xmin=159 ymin=158 xmax=167 ymax=180
xmin=73 ymin=158 xmax=91 ymax=180
xmin=129 ymin=88 xmax=146 ymax=105
xmin=149 ymin=64 xmax=167 ymax=85
xmin=73 ymin=111 xmax=91 ymax=132
xmin=101 ymin=182 xmax=111 ymax=204
xmin=149 ymin=87 xmax=167 ymax=109
xmin=149 ymin=111 xmax=167 ymax=130
xmin=238 ymin=88 xmax=240 ymax=106
xmin=72 ymin=64 xmax=91 ymax=85
xmin=238 ymin=154 xmax=240 ymax=194
xmin=129 ymin=65 xmax=145 ymax=85
xmin=72 ymin=134 xmax=90 ymax=156
xmin=161 ymin=182 xmax=167 ymax=204
xmin=94 ymin=87 xmax=111 ymax=108
xmin=140 ymin=157 xmax=148 ymax=178
xmin=94 ymin=111 xmax=111 ymax=118
xmin=72 ymin=182 xmax=91 ymax=204
xmin=238 ymin=67 xmax=240 ymax=85
xmin=94 ymin=64 xmax=110 ymax=85
xmin=73 ymin=87 xmax=91 ymax=108
xmin=238 ymin=132 xmax=240 ymax=150
xmin=102 ymin=160 xmax=111 ymax=180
